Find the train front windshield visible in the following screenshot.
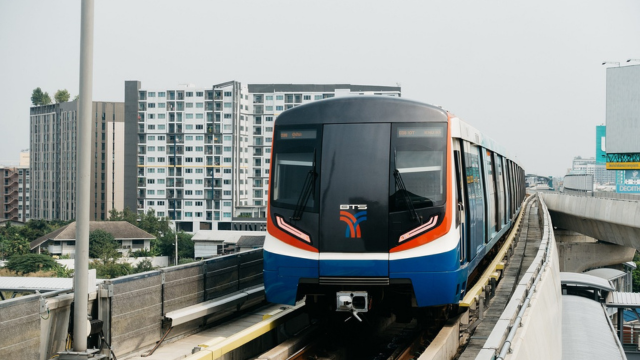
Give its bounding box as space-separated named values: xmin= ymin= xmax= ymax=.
xmin=271 ymin=127 xmax=320 ymax=212
xmin=390 ymin=123 xmax=447 ymax=212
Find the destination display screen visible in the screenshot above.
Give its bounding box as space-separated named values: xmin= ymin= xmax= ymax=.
xmin=397 ymin=127 xmax=443 ymax=138
xmin=278 ymin=129 xmax=317 ymax=140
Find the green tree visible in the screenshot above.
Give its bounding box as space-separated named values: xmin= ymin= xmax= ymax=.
xmin=157 ymin=231 xmax=194 ymax=264
xmin=108 ymin=207 xmax=137 ymax=226
xmin=134 ymin=259 xmax=154 ymax=273
xmin=6 ymin=254 xmax=59 ymax=274
xmin=89 ymin=229 xmax=121 ymax=263
xmin=54 ymin=89 xmax=70 ymax=103
xmin=31 ymin=87 xmax=44 ymax=106
xmin=89 ymin=260 xmax=132 ymax=279
xmin=42 ymin=92 xmax=52 ymax=105
xmin=5 ymin=237 xmax=30 ymax=256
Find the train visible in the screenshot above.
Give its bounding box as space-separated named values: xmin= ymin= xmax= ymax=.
xmin=262 ymin=96 xmax=525 ymax=320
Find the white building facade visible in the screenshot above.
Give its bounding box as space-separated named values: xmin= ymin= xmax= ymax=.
xmin=130 ymin=81 xmax=401 ymax=232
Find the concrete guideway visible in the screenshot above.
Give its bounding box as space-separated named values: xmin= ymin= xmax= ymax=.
xmin=542 ymin=192 xmax=640 ymax=249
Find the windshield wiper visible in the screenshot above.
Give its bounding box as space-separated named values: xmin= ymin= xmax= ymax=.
xmin=394 ymin=149 xmax=422 ymax=224
xmin=291 ymin=150 xmax=317 ymax=221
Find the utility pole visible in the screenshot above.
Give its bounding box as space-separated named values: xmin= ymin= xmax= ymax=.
xmin=73 ymin=0 xmax=94 ymax=353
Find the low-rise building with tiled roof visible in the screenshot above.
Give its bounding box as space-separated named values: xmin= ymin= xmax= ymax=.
xmin=30 ymin=221 xmax=155 ymax=258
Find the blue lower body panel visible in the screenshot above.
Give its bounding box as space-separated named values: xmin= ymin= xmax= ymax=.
xmin=320 ymin=259 xmax=388 ymax=277
xmin=263 ymin=247 xmax=468 ymax=307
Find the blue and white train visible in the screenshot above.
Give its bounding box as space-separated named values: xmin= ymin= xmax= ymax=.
xmin=262 ymin=96 xmax=525 ymax=318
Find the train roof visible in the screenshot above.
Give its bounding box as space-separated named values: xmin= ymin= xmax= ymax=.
xmin=274 ymin=96 xmax=448 ymax=125
xmin=449 ymin=116 xmax=517 ymax=165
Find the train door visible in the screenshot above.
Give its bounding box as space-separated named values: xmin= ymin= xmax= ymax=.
xmin=454 ymin=140 xmax=467 ymax=264
xmin=484 ymin=150 xmax=499 ymax=239
xmin=462 ymin=141 xmax=485 ymax=261
xmin=318 ymin=123 xmax=390 ymax=276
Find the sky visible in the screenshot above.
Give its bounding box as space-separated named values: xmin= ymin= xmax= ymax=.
xmin=1 ymin=0 xmax=639 ymax=177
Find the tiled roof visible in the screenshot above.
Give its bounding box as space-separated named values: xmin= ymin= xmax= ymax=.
xmin=30 ymin=221 xmax=155 ymax=250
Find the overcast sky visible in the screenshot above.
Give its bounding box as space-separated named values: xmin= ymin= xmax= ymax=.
xmin=1 ymin=0 xmax=639 ymax=176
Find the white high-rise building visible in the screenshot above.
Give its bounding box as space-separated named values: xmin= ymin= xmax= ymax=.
xmin=128 ymin=81 xmax=401 ymax=232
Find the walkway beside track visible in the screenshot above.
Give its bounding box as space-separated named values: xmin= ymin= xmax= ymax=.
xmin=459 ymin=197 xmax=542 ymax=360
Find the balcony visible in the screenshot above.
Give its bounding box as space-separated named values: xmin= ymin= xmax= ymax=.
xmin=206 ymin=190 xmax=222 ymax=201
xmin=166 ymin=147 xmax=184 ymax=155
xmin=168 ymin=158 xmax=183 ymax=166
xmin=167 ymin=190 xmax=183 ymax=199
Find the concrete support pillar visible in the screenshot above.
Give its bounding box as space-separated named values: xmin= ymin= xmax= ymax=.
xmin=555 ymin=231 xmax=636 ymax=272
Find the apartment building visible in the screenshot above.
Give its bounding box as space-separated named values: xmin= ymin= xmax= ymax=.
xmin=0 ymin=166 xmax=30 ymax=222
xmin=30 ymin=101 xmax=128 ymax=221
xmin=129 ymin=81 xmax=401 ymax=232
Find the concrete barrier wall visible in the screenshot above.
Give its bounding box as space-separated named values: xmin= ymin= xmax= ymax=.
xmin=0 ymin=294 xmax=41 ymax=360
xmin=107 ymin=271 xmax=164 ymax=356
xmin=506 ymin=196 xmax=562 ymax=360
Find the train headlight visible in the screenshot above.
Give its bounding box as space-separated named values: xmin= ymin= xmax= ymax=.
xmin=275 ymin=215 xmax=311 ymax=243
xmin=398 ymin=215 xmax=439 ymax=243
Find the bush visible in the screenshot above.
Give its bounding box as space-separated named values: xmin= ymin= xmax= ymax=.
xmin=134 ymin=259 xmax=154 ymax=273
xmin=6 ymin=254 xmax=59 ymax=274
xmin=130 ymin=249 xmax=152 ymax=258
xmin=89 ymin=261 xmax=132 ymax=279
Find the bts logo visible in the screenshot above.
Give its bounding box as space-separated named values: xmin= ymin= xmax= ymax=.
xmin=339 ymin=204 xmax=367 ymax=238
